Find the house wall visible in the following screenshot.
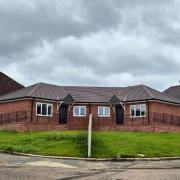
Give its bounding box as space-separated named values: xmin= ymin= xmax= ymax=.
xmin=148 ymin=101 xmax=180 ymax=125
xmin=31 ymin=100 xmax=59 ymax=125
xmin=0 ymin=99 xmax=180 ymax=132
xmin=149 ymin=101 xmax=180 ymax=116
xmin=67 ymin=102 xmax=150 ymax=129
xmin=0 ymin=100 xmax=32 ymax=114
xmin=124 ymin=103 xmax=149 ymax=126
xmin=68 ymin=104 xmax=90 ymax=129
xmin=0 ymin=72 xmax=24 ymax=96
xmin=91 ymin=104 xmax=116 ymax=127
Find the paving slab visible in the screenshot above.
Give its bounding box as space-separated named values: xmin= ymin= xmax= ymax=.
xmin=26 ymin=160 xmax=77 ymax=168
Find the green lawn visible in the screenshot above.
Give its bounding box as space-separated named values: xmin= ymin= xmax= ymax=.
xmin=0 ymin=130 xmax=180 ymax=158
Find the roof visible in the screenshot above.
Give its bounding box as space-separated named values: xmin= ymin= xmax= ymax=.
xmin=0 ymin=82 xmax=180 ymax=104
xmin=0 ymin=72 xmax=24 ymax=96
xmin=164 ymin=85 xmax=180 ymax=100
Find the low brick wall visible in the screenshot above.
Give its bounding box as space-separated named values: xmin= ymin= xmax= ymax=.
xmin=95 ymin=124 xmax=180 ymax=132
xmin=0 ymin=122 xmax=180 ymax=132
xmin=0 ymin=123 xmax=68 ymax=132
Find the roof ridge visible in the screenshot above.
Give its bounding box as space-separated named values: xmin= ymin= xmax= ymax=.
xmin=168 ymin=84 xmax=180 ymax=88
xmin=38 ymin=82 xmax=143 ymax=89
xmin=142 ymin=85 xmax=154 ymax=98
xmin=0 ymin=72 xmax=24 ymax=88
xmin=27 ymin=83 xmax=42 ymax=96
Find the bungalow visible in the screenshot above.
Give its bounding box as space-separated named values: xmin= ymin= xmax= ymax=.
xmin=0 ymin=82 xmax=180 ymax=132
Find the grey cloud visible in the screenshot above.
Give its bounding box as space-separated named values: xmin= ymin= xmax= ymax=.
xmin=1 ymin=0 xmax=180 ymax=91
xmin=0 ymin=0 xmax=121 ymax=57
xmin=82 ymin=0 xmax=121 ymax=29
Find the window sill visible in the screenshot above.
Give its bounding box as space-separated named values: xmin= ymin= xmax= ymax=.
xmin=73 ymin=115 xmax=86 ymax=117
xmin=130 ymin=116 xmax=146 ymax=118
xmin=98 ymin=116 xmax=110 ymax=118
xmin=36 ymin=114 xmax=53 ymax=117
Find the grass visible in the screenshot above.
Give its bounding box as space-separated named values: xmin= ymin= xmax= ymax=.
xmin=0 ymin=130 xmax=87 ymax=157
xmin=0 ymin=130 xmax=180 ymax=158
xmin=92 ymin=131 xmax=180 ymax=158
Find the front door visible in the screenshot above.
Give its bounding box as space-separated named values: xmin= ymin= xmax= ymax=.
xmin=59 ymin=105 xmax=67 ymax=124
xmin=116 ymin=105 xmax=124 ymax=124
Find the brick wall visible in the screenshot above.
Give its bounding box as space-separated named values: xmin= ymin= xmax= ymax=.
xmin=0 ymin=123 xmax=180 ymax=132
xmin=149 ymin=101 xmax=180 ymax=124
xmin=124 ymin=103 xmax=149 ymax=126
xmin=0 ymin=100 xmax=32 ymax=114
xmin=0 ymin=72 xmax=24 ymax=96
xmin=31 ymin=101 xmax=59 ymax=125
xmin=67 ymin=104 xmax=90 ymax=129
xmin=149 ymin=101 xmax=180 ymax=116
xmin=0 ymin=99 xmax=180 ymax=132
xmin=90 ymin=105 xmax=115 ymax=128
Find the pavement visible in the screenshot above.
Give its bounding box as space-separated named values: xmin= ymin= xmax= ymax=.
xmin=0 ymin=153 xmax=180 ymax=180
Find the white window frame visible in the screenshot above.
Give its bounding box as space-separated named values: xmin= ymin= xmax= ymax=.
xmin=98 ymin=106 xmax=110 ymax=117
xmin=130 ymin=104 xmax=146 ymax=118
xmin=73 ymin=106 xmax=86 ymax=117
xmin=36 ymin=103 xmax=53 ymax=117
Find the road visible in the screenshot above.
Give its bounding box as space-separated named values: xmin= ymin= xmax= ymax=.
xmin=0 ymin=153 xmax=180 ymax=180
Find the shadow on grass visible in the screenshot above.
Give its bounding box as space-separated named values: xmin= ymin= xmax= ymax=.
xmin=91 ymin=132 xmax=137 ymax=158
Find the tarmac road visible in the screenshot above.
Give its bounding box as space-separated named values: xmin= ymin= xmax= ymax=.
xmin=0 ymin=153 xmax=180 ymax=180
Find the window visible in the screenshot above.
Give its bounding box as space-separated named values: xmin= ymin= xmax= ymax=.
xmin=73 ymin=106 xmax=86 ymax=117
xmin=130 ymin=104 xmax=146 ymax=117
xmin=36 ymin=103 xmax=53 ymax=116
xmin=98 ymin=106 xmax=110 ymax=117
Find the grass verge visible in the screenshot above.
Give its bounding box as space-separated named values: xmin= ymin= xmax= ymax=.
xmin=0 ymin=130 xmax=180 ymax=158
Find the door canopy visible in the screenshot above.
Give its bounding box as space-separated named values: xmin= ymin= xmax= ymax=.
xmin=109 ymin=95 xmax=125 ymax=111
xmin=109 ymin=95 xmax=121 ymax=105
xmin=57 ymin=94 xmax=75 ymax=110
xmin=62 ymin=94 xmax=75 ymax=105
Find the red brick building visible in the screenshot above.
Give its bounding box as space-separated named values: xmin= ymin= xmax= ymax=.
xmin=0 ymin=82 xmax=180 ymax=132
xmin=0 ymin=72 xmax=24 ymax=96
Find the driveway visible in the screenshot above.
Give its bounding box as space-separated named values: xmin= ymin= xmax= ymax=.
xmin=0 ymin=153 xmax=180 ymax=180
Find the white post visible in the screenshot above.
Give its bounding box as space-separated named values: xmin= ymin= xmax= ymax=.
xmin=88 ymin=114 xmax=92 ymax=158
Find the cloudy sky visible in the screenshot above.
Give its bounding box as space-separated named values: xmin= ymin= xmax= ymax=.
xmin=1 ymin=0 xmax=180 ymax=91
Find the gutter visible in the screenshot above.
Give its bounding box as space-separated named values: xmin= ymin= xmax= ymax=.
xmin=1 ymin=97 xmax=180 ymax=107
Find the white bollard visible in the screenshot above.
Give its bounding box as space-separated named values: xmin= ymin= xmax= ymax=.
xmin=88 ymin=114 xmax=92 ymax=158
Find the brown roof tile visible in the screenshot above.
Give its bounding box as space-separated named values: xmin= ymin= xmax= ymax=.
xmin=0 ymin=82 xmax=180 ymax=104
xmin=0 ymin=72 xmax=24 ymax=96
xmin=164 ymin=85 xmax=180 ymax=100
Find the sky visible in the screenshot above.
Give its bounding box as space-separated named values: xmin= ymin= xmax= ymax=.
xmin=1 ymin=0 xmax=180 ymax=91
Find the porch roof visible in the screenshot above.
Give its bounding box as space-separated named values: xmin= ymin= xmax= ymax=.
xmin=109 ymin=95 xmax=121 ymax=105
xmin=61 ymin=94 xmax=75 ymax=104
